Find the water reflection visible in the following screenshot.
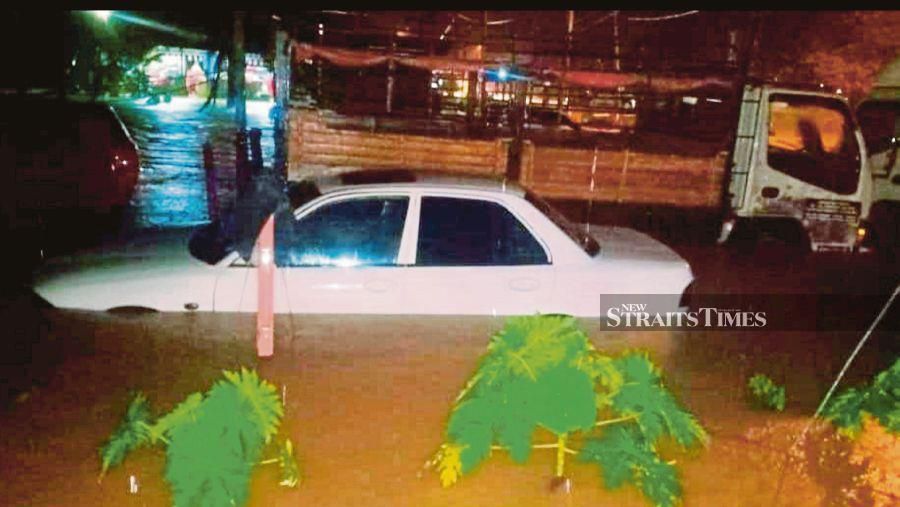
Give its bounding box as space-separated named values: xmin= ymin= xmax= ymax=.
xmin=113 ymin=96 xmax=274 ymax=230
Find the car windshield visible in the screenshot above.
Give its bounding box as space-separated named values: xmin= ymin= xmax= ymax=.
xmin=524 ymin=190 xmax=600 ymax=256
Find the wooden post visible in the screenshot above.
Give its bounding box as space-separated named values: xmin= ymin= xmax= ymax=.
xmin=256 ymin=214 xmax=275 ymax=358
xmin=203 ymin=141 xmax=218 ymax=221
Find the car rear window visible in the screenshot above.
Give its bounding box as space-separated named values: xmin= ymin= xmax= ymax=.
xmin=525 ymin=190 xmax=601 ymax=257
xmin=416 ymin=196 xmax=549 ymax=266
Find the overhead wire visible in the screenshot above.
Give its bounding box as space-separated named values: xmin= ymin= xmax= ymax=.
xmin=770 ymin=282 xmax=900 ymax=505
xmin=627 ymin=10 xmax=700 ymax=22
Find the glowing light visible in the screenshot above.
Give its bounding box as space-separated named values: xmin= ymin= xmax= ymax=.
xmin=91 ymin=10 xmax=112 ymax=22
xmin=333 ymin=256 xmax=361 ymax=268
xmin=294 ymin=253 xmax=363 ymax=267
xmin=102 ymin=12 xmax=205 ymax=41
xmin=261 ymin=248 xmax=273 ymax=265
xmin=836 ymin=88 xmax=843 ymax=95
xmin=318 ymin=23 xmax=324 ymax=36
xmin=497 ymin=67 xmax=509 ymax=81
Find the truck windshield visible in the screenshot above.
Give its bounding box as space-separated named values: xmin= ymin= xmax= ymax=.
xmin=767 ymin=94 xmax=861 ymax=195
xmin=525 ymin=190 xmax=601 ymax=256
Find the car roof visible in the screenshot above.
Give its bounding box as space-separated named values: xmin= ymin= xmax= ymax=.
xmin=307 ymin=169 xmax=527 ymax=197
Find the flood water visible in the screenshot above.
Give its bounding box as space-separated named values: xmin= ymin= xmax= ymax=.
xmin=0 ymin=96 xmax=897 ymax=506
xmin=113 ymin=96 xmax=275 ymax=230
xmin=1 ymin=311 xmax=895 ymax=506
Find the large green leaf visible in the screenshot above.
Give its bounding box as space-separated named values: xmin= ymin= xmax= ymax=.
xmin=446 ymin=397 xmax=496 ymax=473
xmin=474 ymin=314 xmax=593 ymax=391
xmin=636 ymin=456 xmax=682 ymax=507
xmin=222 ymin=368 xmax=283 ymax=444
xmin=164 ymin=374 xmax=277 ymax=507
xmin=580 ymin=425 xmax=681 ymax=507
xmin=98 ymin=392 xmax=152 ymax=479
xmin=824 ymin=358 xmax=900 ymax=436
xmin=612 ymin=353 xmax=707 ymax=448
xmin=98 ymin=369 xmax=292 ymax=506
xmin=439 ymin=315 xmax=706 ymax=507
xmin=528 ymin=365 xmax=597 ymax=436
xmin=446 ymin=316 xmax=598 ymax=470
xmin=147 ymin=392 xmax=203 ymax=444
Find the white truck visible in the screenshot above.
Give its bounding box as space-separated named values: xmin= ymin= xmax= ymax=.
xmin=714 ymin=82 xmax=871 ymax=253
xmin=855 ymin=57 xmax=900 ymax=260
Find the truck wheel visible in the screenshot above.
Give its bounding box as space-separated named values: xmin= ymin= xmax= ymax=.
xmin=725 ymin=221 xmax=759 ymax=257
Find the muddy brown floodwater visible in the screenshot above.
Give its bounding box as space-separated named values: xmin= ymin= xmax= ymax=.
xmin=0 ymin=310 xmax=896 ymax=506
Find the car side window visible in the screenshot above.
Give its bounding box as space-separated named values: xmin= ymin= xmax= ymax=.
xmin=275 ymin=196 xmax=408 ymax=267
xmin=416 ymin=196 xmax=548 ymax=266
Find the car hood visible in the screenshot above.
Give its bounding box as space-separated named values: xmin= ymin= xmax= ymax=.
xmin=33 ymin=227 xmax=205 ymax=283
xmin=578 ymin=225 xmax=689 ymax=266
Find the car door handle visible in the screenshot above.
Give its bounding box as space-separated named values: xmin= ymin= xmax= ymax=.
xmin=761 ymin=186 xmax=780 ymax=198
xmin=365 ymin=280 xmax=393 ymax=293
xmin=184 ymin=302 xmax=199 ymax=311
xmin=509 ymin=278 xmax=540 ymax=292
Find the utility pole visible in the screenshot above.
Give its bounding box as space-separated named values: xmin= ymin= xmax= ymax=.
xmin=387 ymin=33 xmax=396 ymax=114
xmin=613 ymin=11 xmax=621 ymax=72
xmin=273 ymin=27 xmax=291 ymax=178
xmin=559 ymin=10 xmax=574 ymax=121
xmin=233 ymin=11 xmax=247 ymax=130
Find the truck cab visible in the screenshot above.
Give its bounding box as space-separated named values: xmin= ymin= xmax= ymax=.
xmin=720 ymin=83 xmax=871 ymax=253
xmin=855 ymin=84 xmax=900 ymax=259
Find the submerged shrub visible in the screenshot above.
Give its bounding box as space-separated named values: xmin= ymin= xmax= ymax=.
xmin=432 ymin=314 xmax=707 ymax=507
xmin=748 ymin=373 xmax=787 ymax=412
xmin=99 ymin=368 xmax=299 ymax=506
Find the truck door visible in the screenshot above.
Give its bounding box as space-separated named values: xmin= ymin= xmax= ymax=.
xmin=856 ymin=99 xmax=900 ymax=251
xmin=744 ymin=90 xmax=865 ymax=251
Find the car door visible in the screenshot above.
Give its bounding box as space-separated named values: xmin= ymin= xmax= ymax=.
xmin=401 ymin=194 xmax=555 ymax=316
xmin=277 ymin=193 xmax=412 ymax=314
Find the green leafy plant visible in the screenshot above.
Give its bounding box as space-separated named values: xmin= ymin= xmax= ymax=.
xmin=747 ymin=373 xmax=786 ymax=412
xmin=430 ymin=315 xmax=707 ymax=507
xmin=823 ymin=358 xmax=900 ymax=438
xmin=99 ymin=368 xmax=300 ymax=506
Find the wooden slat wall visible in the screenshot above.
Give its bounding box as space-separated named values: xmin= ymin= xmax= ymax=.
xmin=520 ymin=142 xmax=728 ymax=208
xmin=287 ymin=109 xmax=727 ymax=209
xmin=287 ymin=110 xmax=508 ymax=179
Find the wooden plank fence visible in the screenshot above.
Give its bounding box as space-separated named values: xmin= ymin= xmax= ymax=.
xmin=288 ymin=109 xmax=509 ymax=179
xmin=287 ymin=108 xmax=727 ymax=209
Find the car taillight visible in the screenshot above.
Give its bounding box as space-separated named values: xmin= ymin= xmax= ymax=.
xmin=111 ymin=149 xmax=139 ymax=173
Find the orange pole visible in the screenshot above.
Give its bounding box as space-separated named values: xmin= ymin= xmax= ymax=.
xmin=256 ymin=213 xmax=275 ymax=357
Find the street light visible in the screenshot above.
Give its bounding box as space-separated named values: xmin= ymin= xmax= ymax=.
xmin=90 ymin=10 xmax=113 ymax=22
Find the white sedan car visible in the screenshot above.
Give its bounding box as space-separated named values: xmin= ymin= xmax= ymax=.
xmin=32 ymin=174 xmax=694 ymax=317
